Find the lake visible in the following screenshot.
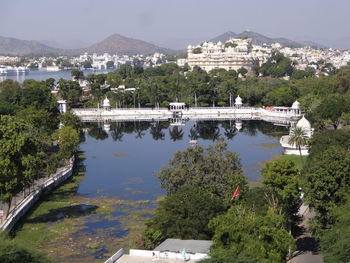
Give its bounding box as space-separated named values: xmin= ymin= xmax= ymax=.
xmin=14 ymin=119 xmax=289 ymax=262
xmin=79 ymin=119 xmax=288 ymax=200
xmin=0 ymin=68 xmax=114 ymax=83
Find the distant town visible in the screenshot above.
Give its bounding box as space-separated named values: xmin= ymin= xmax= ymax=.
xmin=1 ymin=37 xmax=350 ymax=77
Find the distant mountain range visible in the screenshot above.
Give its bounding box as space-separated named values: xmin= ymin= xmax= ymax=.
xmin=0 ymin=31 xmax=334 ymax=56
xmin=209 ymin=31 xmax=328 ymax=49
xmin=0 ymin=34 xmax=174 ymax=56
xmin=0 ymin=36 xmax=61 ymax=56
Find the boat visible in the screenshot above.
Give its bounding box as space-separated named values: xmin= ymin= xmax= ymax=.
xmin=0 ymin=66 xmax=29 ymax=76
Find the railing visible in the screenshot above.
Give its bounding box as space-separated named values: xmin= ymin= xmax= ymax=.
xmin=104 ymin=248 xmax=124 ymax=263
xmin=0 ymin=157 xmax=75 ymax=232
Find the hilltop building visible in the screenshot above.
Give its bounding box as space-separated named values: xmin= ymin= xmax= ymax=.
xmin=184 ymin=38 xmax=267 ymax=73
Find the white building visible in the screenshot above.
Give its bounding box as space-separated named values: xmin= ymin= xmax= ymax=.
xmin=280 ymin=114 xmax=313 ymax=156
xmin=185 ymin=38 xmax=263 ymax=73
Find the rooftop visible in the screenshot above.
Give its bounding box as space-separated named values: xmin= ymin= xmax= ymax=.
xmin=116 ymin=255 xmax=200 ymax=263
xmin=154 ymin=239 xmax=213 ymax=254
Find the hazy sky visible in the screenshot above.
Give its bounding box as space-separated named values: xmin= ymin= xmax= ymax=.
xmin=1 ymin=0 xmax=350 ymax=48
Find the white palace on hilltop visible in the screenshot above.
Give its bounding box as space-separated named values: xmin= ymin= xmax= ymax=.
xmin=182 ymin=38 xmax=268 ymax=73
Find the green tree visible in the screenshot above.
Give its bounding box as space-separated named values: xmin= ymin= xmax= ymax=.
xmin=208 ymin=206 xmax=295 ymax=263
xmin=311 ymin=94 xmax=350 ymax=129
xmin=71 ymin=69 xmax=84 ymax=80
xmin=262 ymin=160 xmax=301 ymax=232
xmin=304 ymin=146 xmax=350 ymax=231
xmin=106 ymin=61 xmax=114 ymax=69
xmin=16 ymin=106 xmax=58 ymax=135
xmin=142 ymin=186 xmax=226 ymax=249
xmin=57 ymin=79 xmax=82 ymax=106
xmin=53 ymin=126 xmax=80 ymax=160
xmin=0 ymin=116 xmax=45 ymax=217
xmin=319 ymin=195 xmax=350 ymax=263
xmin=237 ymin=67 xmax=248 ymax=77
xmin=0 ymin=79 xmax=22 ymax=114
xmin=156 ymin=139 xmax=246 ymax=198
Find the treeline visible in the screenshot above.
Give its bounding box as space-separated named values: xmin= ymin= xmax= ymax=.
xmin=59 ymin=54 xmax=350 ymax=131
xmin=0 ymin=79 xmax=82 ymax=262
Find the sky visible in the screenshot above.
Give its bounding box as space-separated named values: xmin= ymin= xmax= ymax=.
xmin=1 ymin=0 xmax=350 ymax=49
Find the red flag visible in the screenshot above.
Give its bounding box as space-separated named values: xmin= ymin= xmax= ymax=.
xmin=231 ymin=187 xmax=239 ymax=200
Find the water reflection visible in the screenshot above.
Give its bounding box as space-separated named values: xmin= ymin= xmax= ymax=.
xmin=78 ymin=120 xmax=288 ymax=200
xmin=83 ymin=119 xmax=287 ymax=142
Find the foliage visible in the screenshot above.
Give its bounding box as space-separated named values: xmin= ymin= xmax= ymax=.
xmin=0 ymin=79 xmax=57 ymax=115
xmin=308 ymin=129 xmax=350 ymax=158
xmin=288 ymin=126 xmax=309 ymax=165
xmin=304 ymin=146 xmax=350 ymax=232
xmin=71 ymin=69 xmax=84 ymax=80
xmin=142 ymin=186 xmax=226 ymax=249
xmin=319 ymin=195 xmax=350 ymax=263
xmin=0 ymin=116 xmax=45 ymax=214
xmin=259 ymin=52 xmax=294 ymax=78
xmin=312 ymin=94 xmax=350 ymax=129
xmin=156 ymin=139 xmax=246 ymax=198
xmin=262 ymin=160 xmax=301 ymax=221
xmin=192 ymin=47 xmax=202 ymax=54
xmin=53 ymin=126 xmax=80 ymax=160
xmin=208 ymin=206 xmax=294 ymax=263
xmin=57 ymin=79 xmax=82 ymax=105
xmin=0 ymin=236 xmax=49 ymax=263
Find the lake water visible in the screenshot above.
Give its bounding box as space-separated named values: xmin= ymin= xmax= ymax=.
xmin=78 ymin=119 xmax=288 ymax=201
xmin=16 ymin=119 xmax=289 ymax=262
xmin=0 ymin=69 xmax=114 ymax=83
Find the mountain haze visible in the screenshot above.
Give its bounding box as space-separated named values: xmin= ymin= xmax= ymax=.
xmin=0 ymin=34 xmax=175 ymax=56
xmin=0 ymin=31 xmax=329 ymax=56
xmin=210 ymin=31 xmax=327 ymax=48
xmin=0 ymin=36 xmax=62 ymax=56
xmin=79 ymin=33 xmax=173 ymax=55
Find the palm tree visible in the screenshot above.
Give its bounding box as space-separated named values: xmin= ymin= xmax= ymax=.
xmin=169 ymin=126 xmax=184 ymax=141
xmin=288 ymin=126 xmax=309 ymax=166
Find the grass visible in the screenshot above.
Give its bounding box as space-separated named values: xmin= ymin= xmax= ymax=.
xmin=276 ymin=154 xmax=306 ymax=170
xmin=10 ymin=152 xmax=159 ymax=262
xmin=12 ymin=153 xmax=87 ymax=247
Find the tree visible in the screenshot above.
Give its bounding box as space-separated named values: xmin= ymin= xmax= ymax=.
xmin=16 ymin=107 xmax=57 ymax=135
xmin=262 ymin=160 xmax=301 ymax=227
xmin=53 ymin=126 xmax=80 ymax=160
xmin=237 ymin=67 xmax=248 ymax=77
xmin=288 ymin=126 xmax=309 ymax=166
xmin=311 ymin=94 xmax=350 ymax=129
xmin=59 ymin=111 xmax=83 ymax=133
xmin=156 ymin=139 xmax=246 ymax=198
xmin=304 ymin=146 xmax=350 ymax=231
xmin=71 ymin=69 xmax=84 ymax=80
xmin=57 ymin=79 xmax=82 ymax=106
xmin=319 ymin=195 xmax=350 ymax=263
xmin=0 ymin=116 xmax=45 ymax=217
xmin=142 ymin=186 xmax=226 ymax=249
xmin=0 ymin=79 xmax=22 ymax=114
xmin=83 ymin=60 xmax=92 ymax=69
xmin=208 ymin=206 xmax=295 ymax=263
xmin=106 ymin=61 xmax=114 ymax=69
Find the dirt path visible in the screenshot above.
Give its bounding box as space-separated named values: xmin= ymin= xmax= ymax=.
xmin=289 ymin=206 xmax=323 ymax=263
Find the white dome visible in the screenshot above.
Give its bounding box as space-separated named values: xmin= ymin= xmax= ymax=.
xmin=103 ymin=97 xmax=110 ymax=107
xmin=235 ymin=95 xmax=242 ymax=105
xmin=291 ymin=100 xmax=300 ymax=109
xmin=296 ymin=115 xmax=311 ymax=131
